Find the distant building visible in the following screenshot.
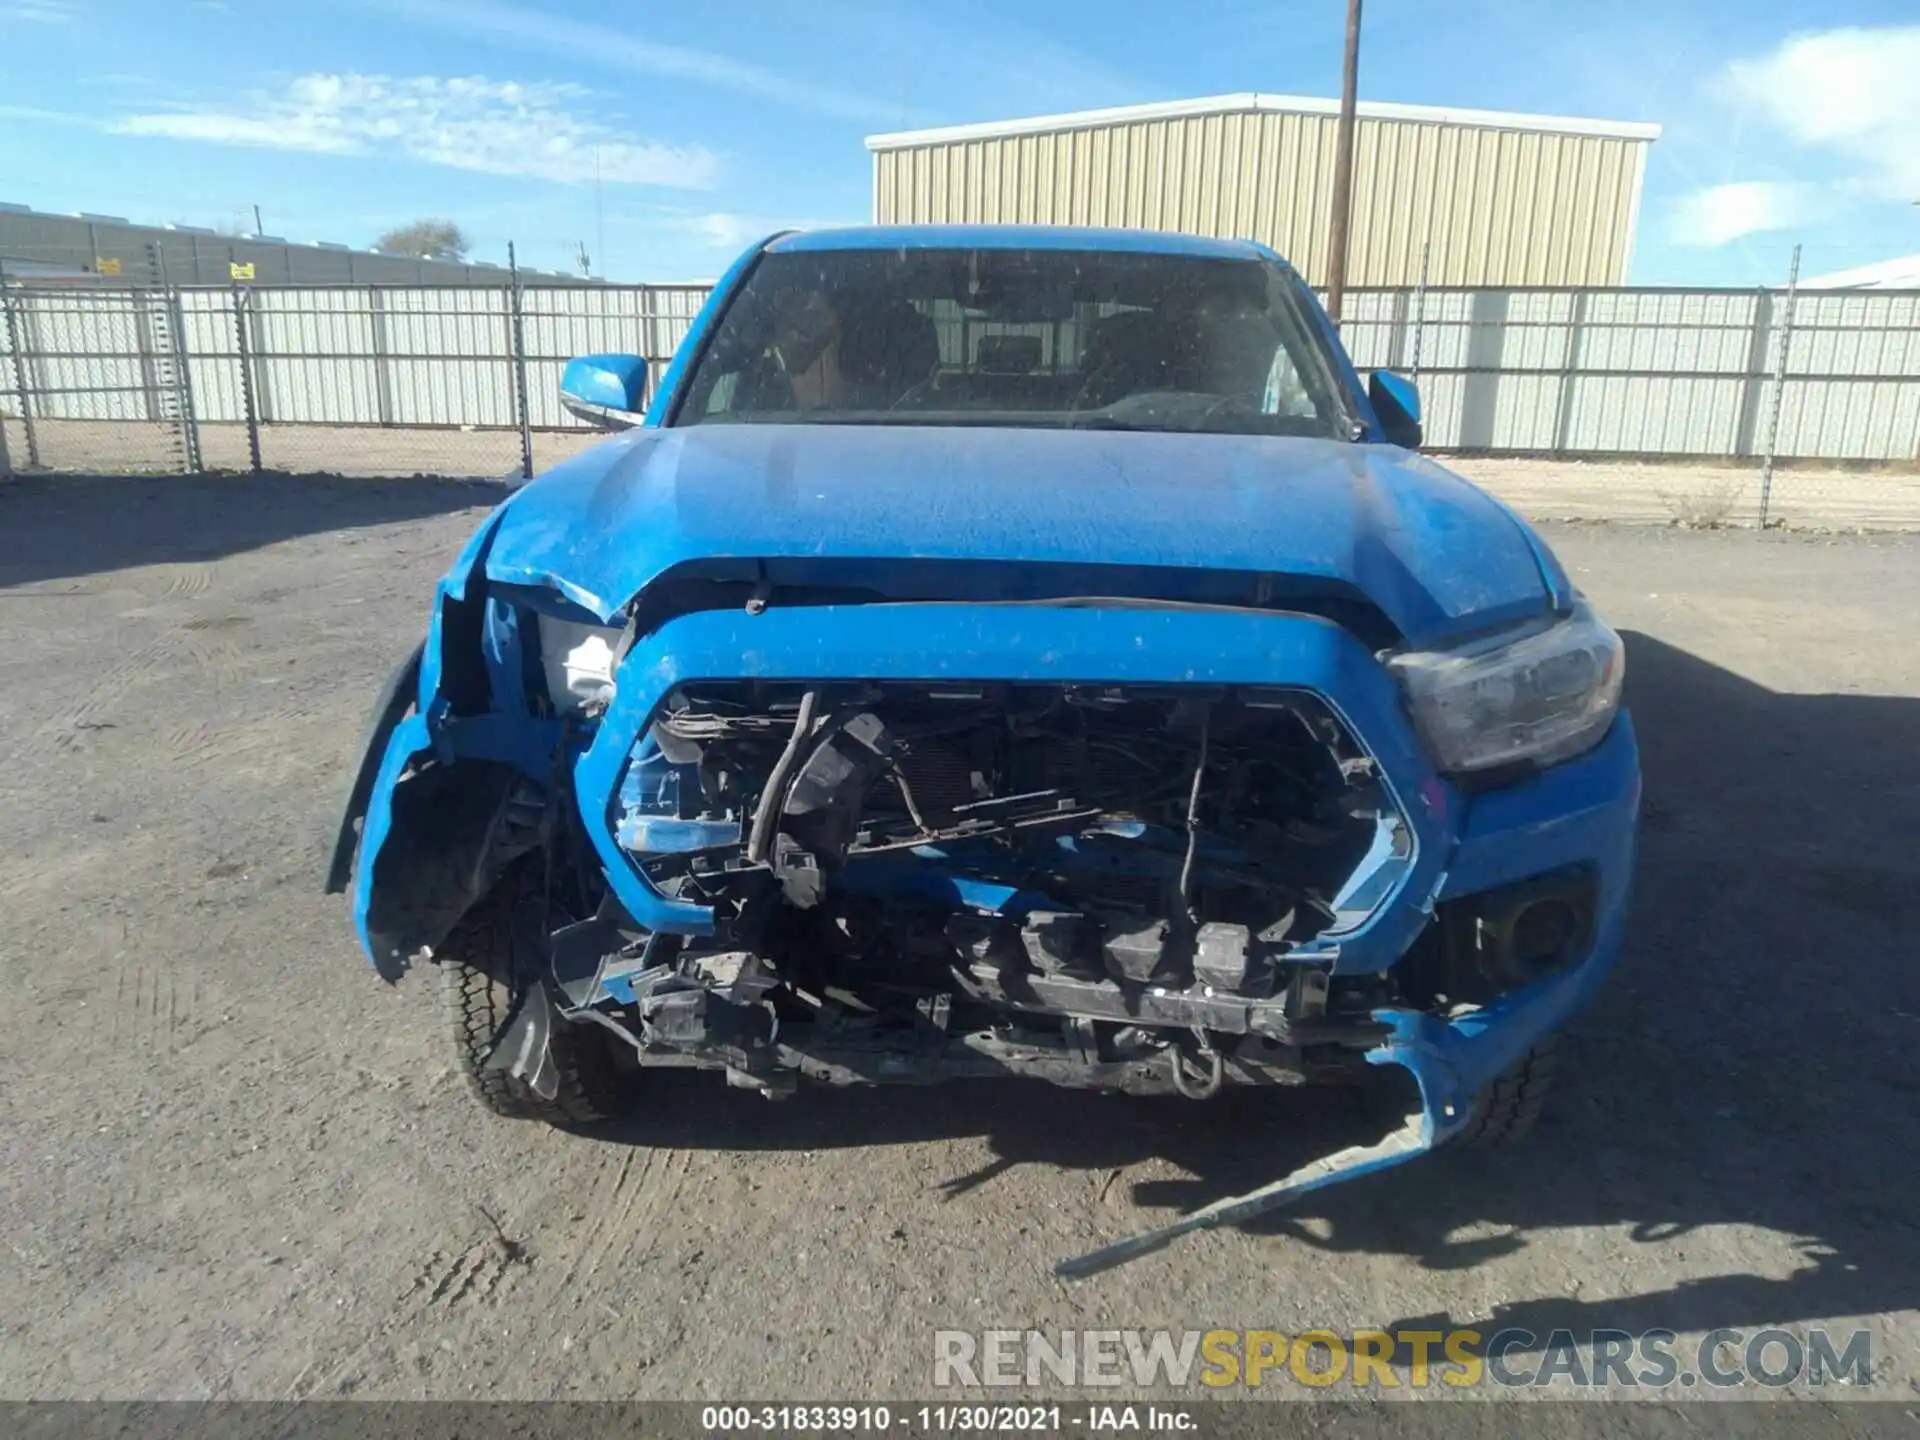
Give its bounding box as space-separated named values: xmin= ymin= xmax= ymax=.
xmin=867 ymin=93 xmax=1660 ymax=287
xmin=1801 ymin=255 xmax=1920 ymax=291
xmin=0 ymin=203 xmax=591 ymax=286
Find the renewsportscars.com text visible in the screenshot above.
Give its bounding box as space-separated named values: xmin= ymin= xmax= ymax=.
xmin=933 ymin=1327 xmax=1874 ymax=1390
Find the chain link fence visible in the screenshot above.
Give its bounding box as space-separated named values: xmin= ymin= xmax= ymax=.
xmin=4 ymin=269 xmax=1918 ymax=526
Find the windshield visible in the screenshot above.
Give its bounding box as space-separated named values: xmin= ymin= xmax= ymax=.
xmin=670 ymin=247 xmax=1357 ymax=438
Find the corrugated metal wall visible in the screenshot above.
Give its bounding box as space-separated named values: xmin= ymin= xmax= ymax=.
xmin=4 ymin=281 xmax=1917 ymax=464
xmin=872 ymin=110 xmax=1649 ymax=287
xmin=1336 ymin=287 xmax=1920 ymax=459
xmin=5 ymin=283 xmax=709 ymax=428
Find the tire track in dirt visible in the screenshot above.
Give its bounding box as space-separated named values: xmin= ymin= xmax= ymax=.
xmin=295 ymin=1138 xmax=698 ymax=1394
xmin=403 ymin=1238 xmax=522 ymax=1314
xmin=533 ymin=1143 xmax=690 ymax=1305
xmin=38 ymin=636 xmax=183 ymax=756
xmin=156 ymin=564 xmax=216 ymax=602
xmin=165 ymin=705 xmax=318 ymax=770
xmin=289 ymin=1208 xmax=535 ymax=1397
xmin=174 ymin=640 xmax=266 ymax=716
xmin=109 ymin=957 xmax=202 ymax=1056
xmin=177 ymin=632 xmax=253 ymax=670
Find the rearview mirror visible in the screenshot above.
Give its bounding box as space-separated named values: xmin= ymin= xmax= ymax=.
xmin=1368 ymin=370 xmax=1422 ymax=450
xmin=560 ymin=353 xmax=651 ymax=429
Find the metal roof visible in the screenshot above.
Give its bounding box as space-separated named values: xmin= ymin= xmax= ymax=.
xmin=1801 ymin=255 xmax=1920 ymax=291
xmin=866 ymin=92 xmax=1662 ymax=151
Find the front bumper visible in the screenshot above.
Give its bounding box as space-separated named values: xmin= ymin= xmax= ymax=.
xmin=1380 ymin=714 xmax=1639 ymax=1137
xmin=344 ymin=592 xmax=1637 ymax=1236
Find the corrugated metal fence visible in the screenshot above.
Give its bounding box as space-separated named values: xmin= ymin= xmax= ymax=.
xmin=0 ymin=279 xmax=709 ymax=480
xmin=1337 ymin=286 xmax=1920 ymax=462
xmin=4 ymin=276 xmax=1918 ymax=515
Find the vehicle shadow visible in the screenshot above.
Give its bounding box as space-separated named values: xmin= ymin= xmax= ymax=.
xmin=0 ymin=471 xmax=498 ymax=589
xmin=590 ymin=630 xmax=1920 ymax=1346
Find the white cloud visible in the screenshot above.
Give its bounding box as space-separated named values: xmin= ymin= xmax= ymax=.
xmin=1717 ymin=25 xmax=1920 ymax=202
xmin=787 ymin=0 xmax=1149 ymax=127
xmin=662 ymin=212 xmax=853 ymax=251
xmin=375 ymin=0 xmax=895 ymax=125
xmin=2 ymin=0 xmax=76 ymax=21
xmin=1670 ymin=181 xmax=1815 ymax=248
xmin=112 ymin=73 xmax=719 ymax=189
xmin=0 ymin=102 xmax=89 ymax=124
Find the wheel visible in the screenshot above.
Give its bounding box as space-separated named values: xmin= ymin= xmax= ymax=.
xmin=435 ymin=868 xmax=629 ymax=1124
xmin=1452 ymin=1038 xmax=1557 ymax=1148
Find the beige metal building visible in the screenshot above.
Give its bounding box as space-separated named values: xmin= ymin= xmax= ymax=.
xmin=867 ymin=94 xmax=1659 ymax=287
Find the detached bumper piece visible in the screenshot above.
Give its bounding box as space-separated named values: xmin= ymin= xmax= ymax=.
xmin=1056 ymin=1112 xmax=1431 ymax=1278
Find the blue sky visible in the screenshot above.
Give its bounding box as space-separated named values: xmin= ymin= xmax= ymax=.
xmin=2 ymin=0 xmax=1916 ymax=284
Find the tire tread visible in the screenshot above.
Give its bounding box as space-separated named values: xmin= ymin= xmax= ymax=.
xmin=1455 ymin=1038 xmax=1557 ymax=1148
xmin=435 ymin=869 xmax=625 ymax=1125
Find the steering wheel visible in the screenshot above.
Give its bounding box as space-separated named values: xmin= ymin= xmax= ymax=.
xmin=1068 ymin=388 xmax=1254 ymax=429
xmin=1066 ymin=363 xmax=1123 ymax=418
xmin=885 ymin=372 xmax=946 ymax=412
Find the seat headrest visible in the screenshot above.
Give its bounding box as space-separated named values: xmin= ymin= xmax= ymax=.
xmin=838 ymin=299 xmax=940 ymax=399
xmin=976 ymin=334 xmax=1043 ymax=374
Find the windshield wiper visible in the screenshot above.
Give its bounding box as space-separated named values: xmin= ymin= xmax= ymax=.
xmin=1063 ymin=414 xmax=1167 ymax=432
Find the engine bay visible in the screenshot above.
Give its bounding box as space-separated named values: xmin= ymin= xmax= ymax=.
xmin=561 ymin=681 xmax=1409 ymax=1094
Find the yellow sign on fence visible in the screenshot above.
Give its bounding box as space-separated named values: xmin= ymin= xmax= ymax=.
xmin=230 ymin=261 xmax=256 ymax=281
xmin=95 ymin=257 xmax=122 ymax=276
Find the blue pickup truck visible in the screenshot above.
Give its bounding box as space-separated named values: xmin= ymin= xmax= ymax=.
xmin=327 ymin=225 xmax=1638 ymax=1274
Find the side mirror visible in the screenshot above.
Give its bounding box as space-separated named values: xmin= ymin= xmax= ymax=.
xmin=560 ymin=353 xmax=651 ymax=429
xmin=1368 ymin=370 xmax=1422 ymax=450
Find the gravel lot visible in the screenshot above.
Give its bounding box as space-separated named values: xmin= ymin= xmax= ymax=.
xmin=1 ymin=471 xmax=1916 ymax=1406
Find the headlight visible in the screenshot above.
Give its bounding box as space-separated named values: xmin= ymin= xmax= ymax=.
xmin=536 ymin=614 xmax=623 ymax=715
xmin=1387 ymin=599 xmax=1624 ymax=774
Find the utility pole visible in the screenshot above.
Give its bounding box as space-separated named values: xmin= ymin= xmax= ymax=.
xmin=1324 ymin=0 xmax=1363 ymax=327
xmin=252 ymin=204 xmax=264 ymax=237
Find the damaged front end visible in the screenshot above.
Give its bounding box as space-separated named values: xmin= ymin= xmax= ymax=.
xmin=592 ymin=675 xmax=1405 ymax=1099
xmin=331 ymin=526 xmax=1637 ymax=1275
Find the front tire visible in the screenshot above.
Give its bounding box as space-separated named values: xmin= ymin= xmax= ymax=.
xmin=435 ymin=870 xmax=629 ymax=1124
xmin=1453 ymin=1038 xmax=1557 ymax=1147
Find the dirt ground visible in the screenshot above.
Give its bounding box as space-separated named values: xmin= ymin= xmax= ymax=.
xmin=1 ymin=471 xmax=1917 ymax=1406
xmin=9 ymin=415 xmax=1920 ymax=530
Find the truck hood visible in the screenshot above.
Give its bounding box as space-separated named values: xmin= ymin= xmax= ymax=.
xmin=481 ymin=424 xmax=1564 ymax=645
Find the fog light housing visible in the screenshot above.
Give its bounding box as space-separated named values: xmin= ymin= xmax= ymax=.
xmin=1402 ymin=867 xmax=1597 ymax=1007
xmin=1469 ymin=869 xmax=1596 ymax=991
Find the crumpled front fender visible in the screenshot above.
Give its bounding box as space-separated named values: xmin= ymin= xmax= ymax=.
xmin=327 ymin=506 xmax=563 ymax=978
